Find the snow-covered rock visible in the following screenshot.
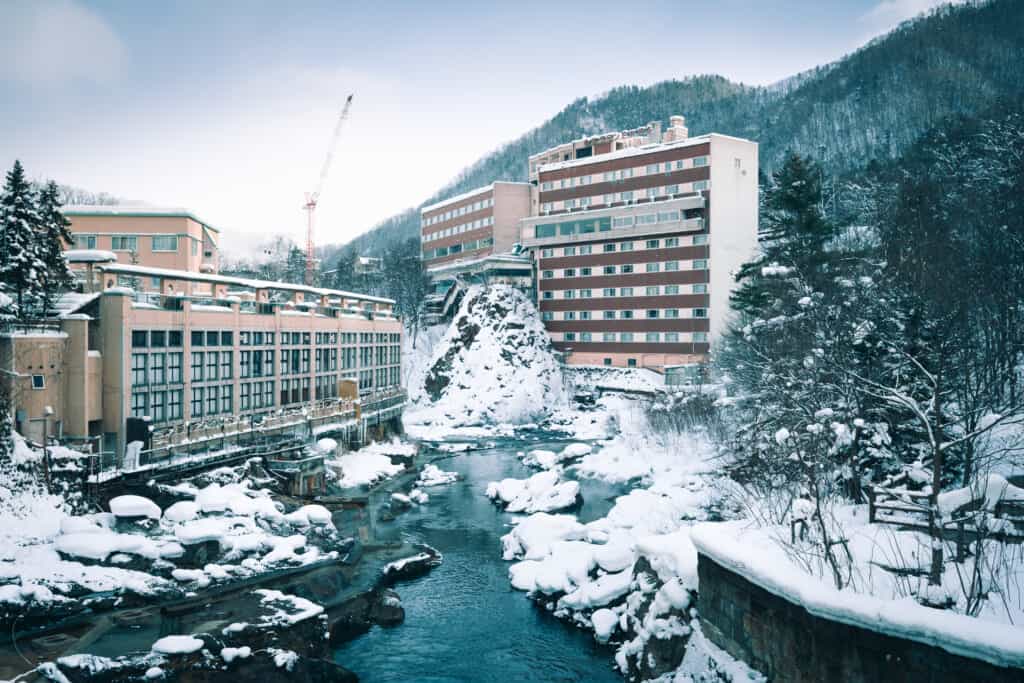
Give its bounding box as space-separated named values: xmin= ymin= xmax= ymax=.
xmin=109 ymin=495 xmax=161 ymax=520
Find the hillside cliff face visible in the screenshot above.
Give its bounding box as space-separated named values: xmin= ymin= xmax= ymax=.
xmin=333 ymin=0 xmax=1024 ymax=261
xmin=408 ymin=285 xmax=565 ymax=427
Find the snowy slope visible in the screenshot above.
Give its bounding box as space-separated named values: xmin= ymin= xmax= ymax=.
xmin=406 ymin=285 xmax=566 ymax=428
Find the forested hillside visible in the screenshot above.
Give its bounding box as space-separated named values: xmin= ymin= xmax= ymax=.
xmin=329 ymin=0 xmax=1024 ymax=264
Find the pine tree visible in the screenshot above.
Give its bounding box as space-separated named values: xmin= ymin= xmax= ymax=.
xmin=730 ymin=152 xmax=835 ymax=318
xmin=36 ymin=180 xmax=75 ymax=314
xmin=0 ymin=160 xmax=45 ymax=318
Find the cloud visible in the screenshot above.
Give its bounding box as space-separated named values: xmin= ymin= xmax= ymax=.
xmin=0 ymin=0 xmax=127 ymax=86
xmin=859 ymin=0 xmax=967 ymax=38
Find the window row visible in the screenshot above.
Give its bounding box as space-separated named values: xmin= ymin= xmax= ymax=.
xmin=422 ymin=215 xmax=494 ymax=243
xmin=540 ymin=181 xmax=709 ymax=214
xmin=541 ymin=281 xmax=708 ymax=300
xmin=75 ymin=234 xmax=182 ymax=252
xmin=131 ymin=352 xmax=184 ymax=386
xmin=421 ymin=196 xmax=494 ymax=227
xmin=422 ymin=236 xmax=494 ymax=261
xmin=539 ymin=234 xmax=706 ymax=258
xmin=542 ymin=307 xmax=707 ymax=320
xmin=130 ymin=389 xmax=183 ymax=422
xmin=239 ymin=381 xmax=275 ymax=411
xmin=557 ymin=331 xmax=708 ymax=343
xmin=542 ymin=260 xmax=707 ymax=280
xmin=539 ymin=157 xmax=708 ymax=191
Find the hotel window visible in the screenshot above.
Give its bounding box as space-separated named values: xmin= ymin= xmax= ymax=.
xmin=564 ymin=246 xmax=576 ymax=256
xmin=191 ymin=387 xmax=204 ymax=417
xmin=693 ymin=284 xmax=707 ymax=294
xmin=542 ymin=182 xmax=552 ymax=190
xmin=542 ymin=270 xmax=554 ymax=279
xmin=207 ymin=386 xmax=219 ymax=415
xmin=658 ymin=211 xmax=680 ymax=222
xmin=603 ymin=311 xmax=615 ymax=320
xmin=646 ymin=286 xmax=659 ymax=296
xmin=666 ymin=309 xmax=680 ymax=318
xmin=646 ymin=239 xmax=660 ymax=249
xmin=646 ymin=332 xmax=660 ymax=342
xmin=665 ymin=237 xmax=680 ymax=247
xmin=646 ymin=163 xmax=659 ymax=174
xmin=623 ymin=168 xmax=634 ymax=178
xmin=620 ymin=287 xmax=634 ymax=296
xmin=222 ymin=331 xmax=233 ymax=345
xmin=149 ymin=353 xmax=166 ymax=384
xmin=581 ymin=267 xmax=592 ymax=276
xmin=564 ymin=199 xmax=576 ymax=210
xmin=580 ymin=197 xmax=591 ymax=207
xmin=152 ymin=235 xmax=179 ymax=252
xmin=541 ymin=248 xmax=554 ymax=258
xmin=565 ymin=311 xmax=576 ymax=320
xmin=693 ymin=234 xmax=708 ymax=245
xmin=665 ymin=261 xmax=680 ymax=271
xmin=603 ymin=333 xmax=616 ymax=342
xmin=579 ymin=245 xmax=592 ymax=255
xmin=580 ymin=289 xmax=592 ymax=298
xmin=646 ymin=263 xmax=660 ymax=273
xmin=168 ymin=353 xmax=182 ymax=383
xmin=621 ymin=333 xmax=634 ymax=342
xmin=221 ymin=385 xmax=232 ymax=413
xmin=241 ymin=383 xmax=251 ymax=410
xmin=694 ymin=332 xmax=708 ymax=342
xmin=602 ymin=288 xmax=616 ymax=297
xmin=603 ymin=194 xmax=614 ymax=204
xmin=603 ymin=358 xmax=612 ymax=366
xmin=603 ymin=244 xmax=616 ymax=253
xmin=647 ymin=310 xmax=659 ymax=319
xmin=603 ymin=266 xmax=616 ymax=275
xmin=692 ymin=156 xmax=708 ymax=167
xmin=131 ymin=330 xmax=148 ymax=347
xmin=580 ymin=311 xmax=591 ymax=320
xmin=620 ymin=191 xmax=634 ymax=201
xmin=603 ymin=171 xmax=616 ymax=182
xmin=206 ymin=353 xmax=218 ymax=381
xmin=150 ymin=330 xmax=166 ymax=348
xmin=613 ymin=216 xmax=633 ymax=228
xmin=240 ymin=350 xmax=251 ymax=378
xmin=693 ymin=259 xmax=708 ymax=269
xmin=542 ymin=291 xmax=553 ymax=300
xmin=541 ymin=312 xmax=553 ymax=321
xmin=151 ymin=391 xmax=166 ymax=422
xmin=564 ymin=268 xmax=575 ymax=277
xmin=581 ymin=332 xmax=593 ymax=342
xmin=169 ymin=331 xmax=183 ymax=346
xmin=621 ymin=265 xmax=634 ymax=274
xmin=693 ymin=308 xmax=708 ymax=318
xmin=111 ymin=236 xmax=137 ymax=251
xmin=580 ymin=175 xmax=590 ymax=185
xmin=665 ymin=285 xmax=680 ymax=295
xmin=693 ymin=181 xmax=709 ymax=191
xmin=168 ymin=390 xmax=182 ymax=419
xmin=620 ymin=241 xmax=633 ymax=251
xmin=646 ymin=188 xmax=658 ymax=199
xmin=637 ymin=214 xmax=657 ymax=225
xmin=191 ymin=330 xmax=204 ymax=347
xmin=666 ymin=184 xmax=680 ymax=194
xmin=563 ymin=290 xmax=575 ymax=299
xmin=221 ymin=351 xmax=232 ymax=379
xmin=564 ymin=332 xmax=576 ymax=342
xmin=621 ymin=310 xmax=634 ymax=319
xmin=74 ymin=235 xmax=97 ymax=249
xmin=131 ymin=392 xmax=147 ymax=418
xmin=131 ymin=353 xmax=147 ymax=386
xmin=665 ymin=333 xmax=679 ymax=342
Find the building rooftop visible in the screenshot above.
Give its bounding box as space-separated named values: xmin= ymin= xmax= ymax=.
xmin=95 ymin=262 xmax=396 ymax=305
xmin=420 ymin=180 xmax=532 ymax=214
xmin=63 ymin=205 xmax=222 ymax=233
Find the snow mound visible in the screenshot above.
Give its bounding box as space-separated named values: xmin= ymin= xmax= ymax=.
xmin=151 ymin=635 xmax=204 ymax=655
xmin=486 ymin=470 xmax=580 ymax=514
xmin=109 ymin=495 xmax=161 ymax=520
xmin=411 ymin=285 xmax=565 ymax=427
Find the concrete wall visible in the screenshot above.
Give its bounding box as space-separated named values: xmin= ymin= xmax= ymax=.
xmin=491 ymin=182 xmax=532 ymax=254
xmin=707 ymin=135 xmax=759 ymax=343
xmin=697 ymin=553 xmax=1021 ymax=683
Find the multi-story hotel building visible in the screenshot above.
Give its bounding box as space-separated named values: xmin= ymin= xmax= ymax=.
xmin=64 ymin=206 xmax=221 ymax=288
xmin=1 ymin=254 xmax=404 ymax=474
xmin=519 ymin=118 xmax=758 ymax=370
xmin=420 ymin=181 xmax=531 ymax=271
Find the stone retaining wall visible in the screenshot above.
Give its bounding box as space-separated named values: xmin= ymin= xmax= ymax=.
xmin=697 ymin=552 xmax=1024 ymax=682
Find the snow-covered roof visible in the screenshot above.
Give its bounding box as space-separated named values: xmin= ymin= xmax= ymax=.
xmin=64 ymin=249 xmax=117 ymax=263
xmin=536 ymin=132 xmax=754 ymax=175
xmin=421 ymin=183 xmax=495 ymax=214
xmin=425 ymin=252 xmax=532 ymax=275
xmin=63 ymin=205 xmax=221 ymax=233
xmin=97 ymin=263 xmax=395 ymax=306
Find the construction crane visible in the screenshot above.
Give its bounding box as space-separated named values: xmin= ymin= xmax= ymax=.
xmin=303 ymin=93 xmax=354 ymax=285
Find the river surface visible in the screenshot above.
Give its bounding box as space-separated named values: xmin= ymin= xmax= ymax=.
xmin=333 ymin=433 xmax=628 ymax=682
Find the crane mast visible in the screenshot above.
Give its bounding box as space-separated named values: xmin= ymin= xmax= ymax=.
xmin=303 ymin=93 xmax=354 ymax=285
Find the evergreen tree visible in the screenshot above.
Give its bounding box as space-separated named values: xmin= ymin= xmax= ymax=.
xmin=36 ymin=180 xmax=75 ymax=314
xmin=0 ymin=160 xmax=45 ymax=318
xmin=730 ymin=152 xmax=835 ymax=318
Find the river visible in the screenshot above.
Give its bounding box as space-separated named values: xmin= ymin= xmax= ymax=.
xmin=333 ymin=433 xmax=628 ymax=682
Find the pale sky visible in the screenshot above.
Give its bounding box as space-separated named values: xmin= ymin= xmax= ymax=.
xmin=1 ymin=0 xmax=954 ymax=255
